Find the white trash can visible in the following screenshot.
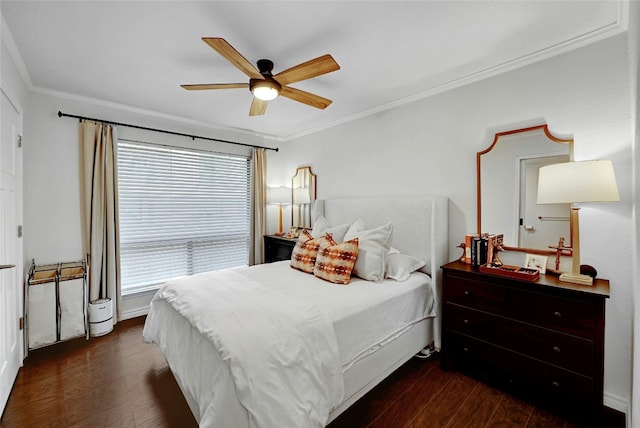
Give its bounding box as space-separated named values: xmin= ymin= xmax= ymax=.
xmin=89 ymin=298 xmax=113 ymax=337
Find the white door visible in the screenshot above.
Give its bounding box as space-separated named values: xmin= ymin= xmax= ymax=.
xmin=519 ymin=154 xmax=570 ymax=249
xmin=1 ymin=89 xmax=23 ymax=415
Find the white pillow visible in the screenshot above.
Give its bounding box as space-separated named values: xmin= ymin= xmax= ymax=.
xmin=386 ymin=253 xmax=426 ymax=281
xmin=343 ymin=221 xmax=393 ymax=282
xmin=310 ymin=216 xmax=350 ymax=242
xmin=344 ymin=218 xmax=365 ymax=239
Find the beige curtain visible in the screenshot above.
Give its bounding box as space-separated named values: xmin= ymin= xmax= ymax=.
xmin=250 ymin=148 xmax=267 ymax=265
xmin=79 ymin=121 xmax=121 ymax=323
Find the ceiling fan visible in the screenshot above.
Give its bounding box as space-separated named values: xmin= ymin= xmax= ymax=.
xmin=181 ymin=37 xmax=340 ymax=116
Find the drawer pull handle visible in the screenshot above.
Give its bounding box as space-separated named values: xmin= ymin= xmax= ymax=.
xmin=464 ymin=291 xmax=471 ymax=297
xmin=553 ymin=311 xmax=562 ymax=318
xmin=552 ymin=381 xmax=560 ymax=388
xmin=553 ymin=346 xmax=561 ymax=353
xmin=463 ymin=319 xmax=469 ymax=325
xmin=463 ymin=347 xmax=469 ymax=353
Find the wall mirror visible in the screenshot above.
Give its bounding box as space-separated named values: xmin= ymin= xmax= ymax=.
xmin=477 ymin=124 xmax=572 ymax=253
xmin=291 ymin=166 xmax=316 ymax=229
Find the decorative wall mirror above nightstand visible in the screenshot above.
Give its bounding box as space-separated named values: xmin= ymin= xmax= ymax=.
xmin=291 ymin=166 xmax=316 ymax=229
xmin=477 ymin=124 xmax=572 ymax=253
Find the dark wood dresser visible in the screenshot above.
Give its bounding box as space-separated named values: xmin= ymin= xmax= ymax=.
xmin=441 ymin=261 xmax=609 ymax=425
xmin=263 ymin=235 xmax=297 ymax=263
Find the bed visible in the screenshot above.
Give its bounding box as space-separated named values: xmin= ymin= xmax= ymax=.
xmin=143 ymin=195 xmax=449 ymax=427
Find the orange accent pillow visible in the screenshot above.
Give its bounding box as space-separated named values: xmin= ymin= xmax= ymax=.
xmin=314 ymin=237 xmax=359 ymax=284
xmin=290 ymin=231 xmax=333 ymax=273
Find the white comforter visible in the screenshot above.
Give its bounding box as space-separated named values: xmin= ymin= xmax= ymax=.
xmin=145 ymin=268 xmax=344 ymax=428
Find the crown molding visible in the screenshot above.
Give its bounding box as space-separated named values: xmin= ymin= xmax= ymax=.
xmin=32 ymin=85 xmax=279 ymax=143
xmin=1 ymin=12 xmax=34 ymax=91
xmin=281 ymin=2 xmax=629 ymax=141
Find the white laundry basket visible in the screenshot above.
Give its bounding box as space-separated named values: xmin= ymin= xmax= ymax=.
xmin=26 ymin=260 xmax=89 ymax=352
xmin=89 ymin=298 xmax=113 ymax=337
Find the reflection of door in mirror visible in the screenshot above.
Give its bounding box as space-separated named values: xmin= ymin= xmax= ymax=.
xmin=519 ymin=154 xmax=570 ymax=249
xmin=291 ymin=166 xmax=316 ymax=229
xmin=477 ymin=124 xmax=572 ymax=252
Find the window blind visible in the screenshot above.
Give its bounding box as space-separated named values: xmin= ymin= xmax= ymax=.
xmin=117 ymin=141 xmax=251 ymax=294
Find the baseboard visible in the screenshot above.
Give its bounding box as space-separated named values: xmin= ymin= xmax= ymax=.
xmin=604 ymin=391 xmax=628 ymax=428
xmin=121 ymin=307 xmax=149 ymax=321
xmin=120 ymin=289 xmax=155 ymax=320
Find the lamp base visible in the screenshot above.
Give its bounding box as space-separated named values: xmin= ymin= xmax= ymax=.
xmin=559 ymin=272 xmax=594 ymax=286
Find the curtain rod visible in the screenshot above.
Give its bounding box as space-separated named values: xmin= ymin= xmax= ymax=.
xmin=57 ymin=110 xmax=278 ymax=152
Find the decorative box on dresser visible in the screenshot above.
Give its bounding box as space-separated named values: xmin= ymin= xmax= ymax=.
xmin=440 ymin=261 xmax=609 ymax=426
xmin=263 ymin=235 xmax=297 ymax=263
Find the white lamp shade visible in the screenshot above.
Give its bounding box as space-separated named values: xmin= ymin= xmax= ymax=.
xmin=537 ymin=160 xmax=620 ymax=204
xmin=268 ymin=186 xmax=291 ymax=205
xmin=293 ymin=187 xmax=311 ymax=204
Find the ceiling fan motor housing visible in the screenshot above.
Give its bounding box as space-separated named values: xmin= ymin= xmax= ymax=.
xmin=256 ymin=59 xmax=275 ymax=75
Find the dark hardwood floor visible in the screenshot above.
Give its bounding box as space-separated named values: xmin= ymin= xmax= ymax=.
xmin=0 ymin=317 xmax=624 ymax=427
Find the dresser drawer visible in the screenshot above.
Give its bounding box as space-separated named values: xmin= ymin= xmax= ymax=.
xmin=446 ymin=274 xmax=597 ymax=338
xmin=446 ymin=303 xmax=594 ymax=376
xmin=447 ymin=332 xmax=594 ymax=403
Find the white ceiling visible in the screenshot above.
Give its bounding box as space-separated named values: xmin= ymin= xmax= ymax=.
xmin=1 ymin=1 xmax=626 ymax=140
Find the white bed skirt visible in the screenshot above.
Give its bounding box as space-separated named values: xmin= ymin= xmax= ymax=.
xmin=148 ymin=297 xmax=432 ymax=426
xmin=328 ymin=318 xmax=431 ymax=423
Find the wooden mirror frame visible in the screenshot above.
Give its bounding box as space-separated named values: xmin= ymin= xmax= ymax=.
xmin=477 ymin=124 xmax=573 ymax=254
xmin=291 ymin=166 xmax=317 ymax=229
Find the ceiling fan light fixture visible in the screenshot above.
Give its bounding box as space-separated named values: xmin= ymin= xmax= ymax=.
xmin=250 ymin=78 xmax=281 ymax=101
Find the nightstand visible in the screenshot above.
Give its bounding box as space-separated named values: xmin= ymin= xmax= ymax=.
xmin=263 ymin=235 xmax=297 ymax=263
xmin=441 ymin=260 xmax=609 ymax=426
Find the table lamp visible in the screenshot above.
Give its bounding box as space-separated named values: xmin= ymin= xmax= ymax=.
xmin=293 ymin=187 xmax=311 ymax=227
xmin=537 ymin=160 xmax=619 ymax=285
xmin=268 ymin=186 xmax=291 ymax=236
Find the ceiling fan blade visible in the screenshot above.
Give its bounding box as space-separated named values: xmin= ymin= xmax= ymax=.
xmin=274 ymin=54 xmax=340 ymax=85
xmin=249 ymin=98 xmax=268 ymax=116
xmin=280 ymin=86 xmax=332 ymax=109
xmin=181 ymin=83 xmax=249 ymax=90
xmin=202 ymin=37 xmax=263 ymax=79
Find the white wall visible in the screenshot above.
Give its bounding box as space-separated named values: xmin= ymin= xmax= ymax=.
xmin=269 ymin=34 xmax=635 ymax=416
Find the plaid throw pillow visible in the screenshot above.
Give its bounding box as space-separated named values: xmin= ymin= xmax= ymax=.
xmin=290 ymin=231 xmax=333 ymax=273
xmin=314 ymin=237 xmax=359 ymax=284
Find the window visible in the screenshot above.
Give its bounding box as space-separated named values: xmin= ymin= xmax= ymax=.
xmin=117 ymin=141 xmax=251 ymax=294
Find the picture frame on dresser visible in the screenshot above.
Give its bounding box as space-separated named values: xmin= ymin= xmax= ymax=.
xmin=524 ymin=253 xmax=548 ymax=274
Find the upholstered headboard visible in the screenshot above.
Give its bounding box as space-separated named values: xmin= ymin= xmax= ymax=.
xmin=315 ymin=195 xmax=449 ymax=347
